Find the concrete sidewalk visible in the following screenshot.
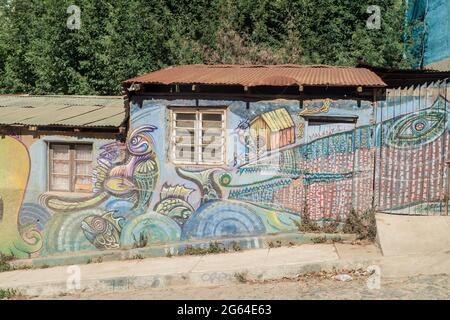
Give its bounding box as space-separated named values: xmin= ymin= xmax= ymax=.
xmin=376 ymin=214 xmax=450 ymax=256
xmin=1 ymin=242 xmax=448 ymax=298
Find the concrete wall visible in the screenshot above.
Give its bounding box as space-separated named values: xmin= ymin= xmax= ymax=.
xmin=0 ymin=82 xmax=449 ymax=259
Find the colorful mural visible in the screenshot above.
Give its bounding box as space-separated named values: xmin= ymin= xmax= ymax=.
xmin=0 ymin=137 xmax=42 ymax=258
xmin=0 ymin=81 xmax=448 ymax=258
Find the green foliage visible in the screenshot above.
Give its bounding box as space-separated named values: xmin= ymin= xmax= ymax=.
xmin=0 ymin=253 xmax=14 ymax=272
xmin=0 ymin=288 xmax=20 ymax=300
xmin=184 ymin=241 xmax=227 ymax=255
xmin=0 ymin=0 xmax=418 ymax=95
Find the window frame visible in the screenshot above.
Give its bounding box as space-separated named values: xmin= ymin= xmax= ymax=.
xmin=169 ymin=107 xmax=227 ymax=166
xmin=48 ymin=142 xmax=94 ymax=193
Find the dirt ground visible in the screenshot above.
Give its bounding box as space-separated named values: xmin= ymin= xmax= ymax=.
xmin=42 ymin=273 xmax=449 ymax=300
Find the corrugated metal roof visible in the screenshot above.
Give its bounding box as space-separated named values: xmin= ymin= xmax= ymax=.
xmin=124 ymin=64 xmax=387 ymax=88
xmin=0 ymin=95 xmax=125 ymax=128
xmin=261 ymin=108 xmax=294 ymax=131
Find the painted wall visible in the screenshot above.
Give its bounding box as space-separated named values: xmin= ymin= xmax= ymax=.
xmin=0 ymin=82 xmax=449 ymax=259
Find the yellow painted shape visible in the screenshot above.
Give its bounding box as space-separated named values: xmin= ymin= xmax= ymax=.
xmin=0 ymin=136 xmax=42 ymax=258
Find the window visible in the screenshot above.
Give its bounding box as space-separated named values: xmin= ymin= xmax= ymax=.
xmin=49 ymin=143 xmax=94 ymax=193
xmin=303 ymin=115 xmax=358 ymax=143
xmin=170 ymin=108 xmax=226 ymax=165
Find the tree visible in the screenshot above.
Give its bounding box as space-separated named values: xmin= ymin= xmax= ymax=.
xmin=0 ymin=0 xmax=420 ymax=95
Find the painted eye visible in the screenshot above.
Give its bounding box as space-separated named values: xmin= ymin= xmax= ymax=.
xmin=388 ymin=110 xmax=447 ymax=148
xmin=131 ymin=136 xmax=142 ymax=145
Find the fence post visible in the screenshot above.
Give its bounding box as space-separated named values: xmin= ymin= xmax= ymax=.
xmin=446 ymin=160 xmax=450 ymax=216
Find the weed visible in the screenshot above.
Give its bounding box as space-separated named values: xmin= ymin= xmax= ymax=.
xmin=267 ymin=240 xmax=282 ymax=248
xmin=184 ymin=241 xmax=227 ymax=255
xmin=295 ymin=205 xmax=321 ymax=232
xmin=343 ymin=208 xmax=377 ymax=241
xmin=40 ymin=264 xmax=50 ymax=269
xmin=86 ymin=258 xmax=92 ymax=264
xmin=166 ymin=251 xmax=173 ymax=258
xmin=311 ymin=236 xmax=327 ymax=244
xmin=0 ymin=288 xmax=20 ymax=300
xmin=234 ymin=272 xmax=247 ymax=283
xmin=330 ymin=236 xmax=342 ymax=243
xmin=231 ymin=241 xmax=241 ymax=252
xmin=132 ymin=254 xmax=144 ymax=260
xmin=0 ymin=253 xmax=14 ymax=273
xmin=133 ymin=232 xmax=149 ymax=249
xmin=95 ymin=256 xmax=103 ymax=264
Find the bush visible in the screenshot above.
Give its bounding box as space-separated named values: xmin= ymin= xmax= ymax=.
xmin=343 ymin=208 xmax=377 ymax=241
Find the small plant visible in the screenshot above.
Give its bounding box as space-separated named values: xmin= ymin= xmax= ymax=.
xmin=132 ymin=254 xmax=144 ymax=260
xmin=40 ymin=264 xmax=50 ymax=269
xmin=343 ymin=208 xmax=377 ymax=241
xmin=0 ymin=253 xmax=14 ymax=273
xmin=311 ymin=236 xmax=327 ymax=244
xmin=231 ymin=241 xmax=241 ymax=252
xmin=330 ymin=236 xmax=342 ymax=243
xmin=133 ymin=232 xmax=149 ymax=249
xmin=184 ymin=241 xmax=227 ymax=255
xmin=166 ymin=251 xmax=173 ymax=258
xmin=95 ymin=256 xmax=103 ymax=264
xmin=86 ymin=258 xmax=92 ymax=264
xmin=267 ymin=240 xmax=282 ymax=248
xmin=0 ymin=288 xmax=20 ymax=300
xmin=234 ymin=272 xmax=247 ymax=283
xmin=295 ymin=205 xmax=321 ymax=232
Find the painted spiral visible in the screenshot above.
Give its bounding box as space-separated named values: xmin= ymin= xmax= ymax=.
xmin=128 ymin=125 xmax=157 ymax=156
xmin=181 ymin=200 xmax=266 ymax=240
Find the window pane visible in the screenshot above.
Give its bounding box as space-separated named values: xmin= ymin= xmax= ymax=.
xmin=51 ymin=176 xmax=70 ymax=191
xmin=175 ymin=113 xmax=196 ymax=128
xmin=75 ymin=145 xmax=92 ymax=160
xmin=52 ymin=145 xmax=70 ymax=160
xmin=76 ymin=162 xmax=92 ymax=176
xmin=175 ymin=128 xmax=195 ymax=144
xmin=202 ymin=145 xmax=223 ymax=162
xmin=176 ymin=113 xmax=196 ymax=120
xmin=52 ymin=161 xmax=70 ymax=174
xmin=202 ymin=132 xmax=222 ymax=145
xmin=74 ymin=176 xmax=92 ymax=192
xmin=202 ymin=114 xmax=222 ymax=121
xmin=175 ymin=145 xmax=195 ymax=162
xmin=202 ymin=113 xmax=222 ymax=129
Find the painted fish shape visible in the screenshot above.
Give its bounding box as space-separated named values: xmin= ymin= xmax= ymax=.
xmin=154 ymin=184 xmax=194 ymax=221
xmin=81 ymin=211 xmax=123 ymax=250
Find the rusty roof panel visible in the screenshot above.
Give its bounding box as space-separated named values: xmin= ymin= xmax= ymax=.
xmin=124 ymin=64 xmax=387 ymax=88
xmin=0 ymin=95 xmax=125 ymax=128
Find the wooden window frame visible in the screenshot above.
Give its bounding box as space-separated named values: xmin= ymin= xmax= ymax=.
xmin=169 ymin=107 xmax=227 ymax=166
xmin=48 ymin=142 xmax=94 ymax=193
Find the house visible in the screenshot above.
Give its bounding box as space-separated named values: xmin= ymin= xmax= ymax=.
xmin=249 ymin=108 xmax=295 ymax=152
xmin=1 ymin=64 xmax=449 ymax=260
xmin=0 ymin=95 xmax=127 ymax=258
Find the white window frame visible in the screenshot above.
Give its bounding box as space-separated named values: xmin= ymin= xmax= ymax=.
xmin=169 ymin=107 xmax=227 ymax=166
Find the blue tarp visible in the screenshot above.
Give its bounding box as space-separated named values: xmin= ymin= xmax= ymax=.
xmin=408 ymin=0 xmax=450 ymax=66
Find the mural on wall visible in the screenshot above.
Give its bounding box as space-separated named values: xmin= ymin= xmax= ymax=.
xmin=375 ymin=93 xmax=450 ymax=214
xmin=296 ymin=98 xmax=331 ymax=140
xmin=0 ymin=137 xmax=43 ymax=258
xmin=0 ymin=82 xmax=448 ymax=258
